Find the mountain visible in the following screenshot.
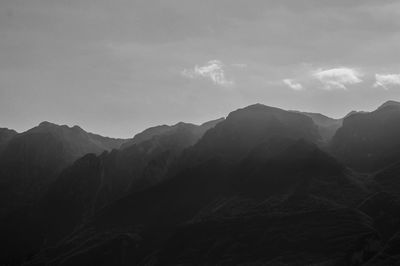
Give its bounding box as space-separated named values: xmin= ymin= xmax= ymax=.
xmin=300 ymin=112 xmax=342 ymax=144
xmin=0 ymin=121 xmax=128 ymax=209
xmin=120 ymin=124 xmax=172 ymax=149
xmin=49 ymin=118 xmax=225 ymax=212
xmin=0 ymin=122 xmax=129 ymax=264
xmin=344 ymin=110 xmax=368 ymax=119
xmin=25 ymin=121 xmax=128 ymax=156
xmin=180 ymin=104 xmax=321 ymax=166
xmin=153 ymin=208 xmax=378 ymax=265
xmin=6 ymin=101 xmax=400 ymax=265
xmin=377 ymin=100 xmax=400 ymax=110
xmin=26 ymin=104 xmax=376 ymax=265
xmin=28 ymin=139 xmax=373 ymax=265
xmin=331 ymin=100 xmax=400 ymax=172
xmin=5 ymin=118 xmax=224 ymax=262
xmin=374 ymin=160 xmax=400 ymax=200
xmin=0 ymin=127 xmax=17 ymax=154
xmin=120 ymin=118 xmax=224 ymax=149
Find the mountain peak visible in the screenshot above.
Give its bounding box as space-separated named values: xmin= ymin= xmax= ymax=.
xmin=38 ymin=121 xmax=58 ymax=127
xmin=0 ymin=127 xmax=17 ymax=134
xmin=71 ymin=125 xmax=85 ymax=133
xmin=200 ymin=117 xmax=224 ymax=127
xmin=377 ymin=100 xmax=400 ymax=110
xmin=240 ymin=103 xmax=280 ymax=112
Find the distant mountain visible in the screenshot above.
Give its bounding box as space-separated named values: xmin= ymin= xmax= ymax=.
xmin=331 ymin=100 xmax=400 ymax=172
xmin=0 ymin=127 xmax=17 ymax=154
xmin=26 ymin=121 xmax=128 ymax=157
xmin=377 ymin=100 xmax=400 ymax=110
xmin=344 ymin=110 xmax=368 ymax=119
xmin=300 ymin=112 xmax=342 ymax=144
xmin=121 ymin=118 xmax=224 ymax=149
xmin=121 ymin=124 xmax=172 ymax=149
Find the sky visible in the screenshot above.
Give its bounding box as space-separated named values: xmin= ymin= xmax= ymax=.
xmin=1 ymin=0 xmax=400 ymax=138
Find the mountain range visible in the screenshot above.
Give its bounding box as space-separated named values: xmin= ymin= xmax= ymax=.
xmin=2 ymin=101 xmax=400 ymax=265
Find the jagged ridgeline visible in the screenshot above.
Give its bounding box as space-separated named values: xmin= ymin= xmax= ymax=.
xmin=2 ymin=101 xmax=400 ymax=265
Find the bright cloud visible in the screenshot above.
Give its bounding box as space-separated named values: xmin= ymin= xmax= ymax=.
xmin=181 ymin=60 xmax=234 ymax=87
xmin=283 ymin=79 xmax=304 ymax=91
xmin=313 ymin=67 xmax=363 ymax=90
xmin=374 ymin=74 xmax=400 ymax=90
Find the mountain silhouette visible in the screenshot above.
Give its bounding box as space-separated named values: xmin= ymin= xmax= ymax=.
xmin=120 ymin=118 xmax=224 ymax=149
xmin=177 ymin=104 xmax=320 ymax=169
xmin=0 ymin=127 xmax=17 ymax=154
xmin=0 ymin=122 xmax=128 ymax=264
xmin=4 ymin=101 xmax=400 ymax=265
xmin=25 ymin=104 xmax=374 ymax=266
xmin=6 ymin=117 xmax=225 ymax=261
xmin=0 ymin=121 xmax=128 ymax=210
xmin=331 ymin=100 xmax=400 ymax=172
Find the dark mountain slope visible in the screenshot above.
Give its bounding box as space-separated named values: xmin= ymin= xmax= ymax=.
xmin=0 ymin=127 xmax=17 ymax=154
xmin=0 ymin=122 xmax=127 ymax=211
xmin=153 ymin=208 xmax=378 ymax=266
xmin=359 ymin=192 xmax=400 ymax=241
xmin=53 ymin=118 xmax=225 ymax=212
xmin=28 ymin=140 xmax=371 ymax=265
xmin=93 ymin=139 xmax=361 ymax=230
xmin=374 ymin=160 xmax=400 ymax=200
xmin=18 ymin=118 xmax=224 ymax=259
xmin=15 ymin=101 xmax=400 ymax=265
xmin=331 ymin=101 xmax=400 ymax=172
xmin=27 ymin=106 xmax=373 ymax=266
xmin=0 ymin=122 xmax=128 ymax=265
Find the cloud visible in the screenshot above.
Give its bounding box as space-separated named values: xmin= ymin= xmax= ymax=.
xmin=181 ymin=60 xmax=234 ymax=87
xmin=283 ymin=79 xmax=304 ymax=91
xmin=374 ymin=74 xmax=400 ymax=90
xmin=312 ymin=67 xmax=363 ymax=90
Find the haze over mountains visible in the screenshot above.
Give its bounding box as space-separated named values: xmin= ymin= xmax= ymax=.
xmin=2 ymin=101 xmax=400 ymax=265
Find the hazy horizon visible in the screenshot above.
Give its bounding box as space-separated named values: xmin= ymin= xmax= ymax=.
xmin=1 ymin=0 xmax=400 ymax=138
xmin=1 ymin=100 xmax=396 ymax=138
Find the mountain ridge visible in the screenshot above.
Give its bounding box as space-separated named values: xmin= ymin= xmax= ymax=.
xmin=3 ymin=100 xmax=400 ymax=265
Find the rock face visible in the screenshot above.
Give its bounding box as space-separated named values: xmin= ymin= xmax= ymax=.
xmin=331 ymin=101 xmax=400 ymax=172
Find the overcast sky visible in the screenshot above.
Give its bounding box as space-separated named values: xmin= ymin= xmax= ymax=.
xmin=1 ymin=0 xmax=400 ymax=137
